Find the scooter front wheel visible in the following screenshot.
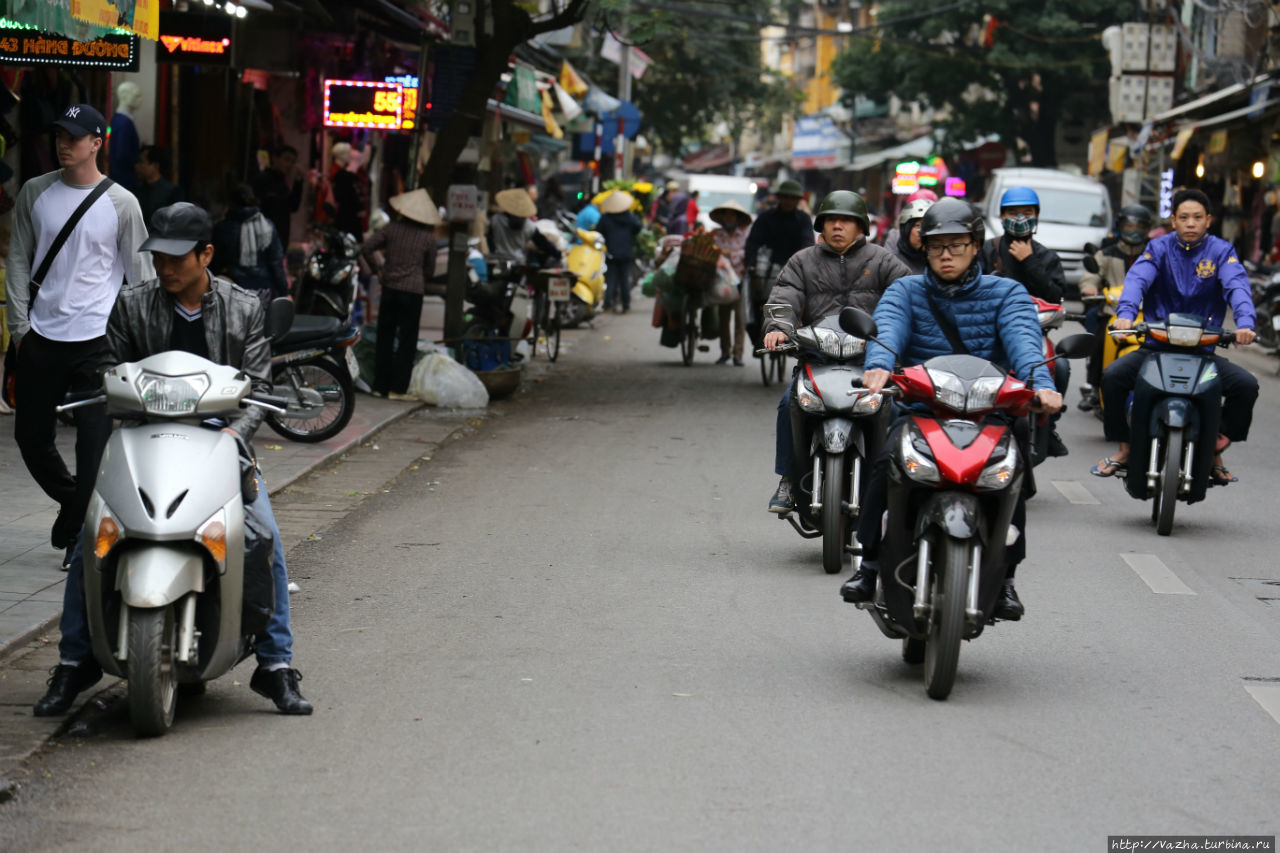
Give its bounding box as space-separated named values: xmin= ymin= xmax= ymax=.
xmin=821 ymin=452 xmax=848 ymax=575
xmin=924 ymin=535 xmax=968 ymax=701
xmin=127 ymin=605 xmax=178 ymax=737
xmin=267 ymin=356 xmax=356 ymax=443
xmin=1153 ymin=427 xmax=1184 ymax=536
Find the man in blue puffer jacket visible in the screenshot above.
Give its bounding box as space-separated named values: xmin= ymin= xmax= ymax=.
xmin=839 ymin=198 xmax=1063 ymax=620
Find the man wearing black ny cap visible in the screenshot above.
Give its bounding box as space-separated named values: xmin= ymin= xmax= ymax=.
xmin=6 ymin=104 xmax=152 ymax=570
xmin=35 ymin=202 xmax=313 ymax=718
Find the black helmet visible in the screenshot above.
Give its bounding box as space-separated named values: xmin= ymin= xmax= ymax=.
xmin=920 ymin=197 xmax=985 ymax=244
xmin=1116 ymin=204 xmax=1154 ymax=246
xmin=813 ymin=190 xmax=869 ymax=233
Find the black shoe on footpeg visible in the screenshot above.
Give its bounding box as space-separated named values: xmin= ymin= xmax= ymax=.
xmin=841 ymin=566 xmax=877 ymax=604
xmin=993 ymin=580 xmax=1024 ymax=621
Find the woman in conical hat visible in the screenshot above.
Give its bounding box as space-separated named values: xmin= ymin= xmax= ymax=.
xmin=710 ymin=199 xmax=753 ymax=365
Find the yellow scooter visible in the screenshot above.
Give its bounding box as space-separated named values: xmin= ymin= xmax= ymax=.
xmin=1080 ymin=249 xmax=1142 ymax=420
xmin=562 ymin=228 xmax=607 ymax=328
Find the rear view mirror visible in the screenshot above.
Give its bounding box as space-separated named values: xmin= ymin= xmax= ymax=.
xmin=765 ymin=303 xmax=796 ymax=333
xmin=1082 ymin=254 xmax=1100 ymax=275
xmin=266 ymin=297 xmax=295 ymax=344
xmin=1055 ymin=333 xmax=1094 ymax=360
xmin=839 ymin=306 xmax=877 ymax=339
xmin=1083 ymin=242 xmax=1099 ymax=255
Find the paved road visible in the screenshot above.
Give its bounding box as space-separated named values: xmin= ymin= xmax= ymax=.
xmin=2 ymin=302 xmax=1278 ymax=851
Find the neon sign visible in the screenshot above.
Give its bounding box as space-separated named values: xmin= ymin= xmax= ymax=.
xmin=323 ymin=80 xmax=404 ymax=130
xmin=384 ymin=75 xmax=419 ymax=131
xmin=161 ymin=36 xmax=229 ymax=55
xmin=944 ymin=177 xmax=967 ymax=197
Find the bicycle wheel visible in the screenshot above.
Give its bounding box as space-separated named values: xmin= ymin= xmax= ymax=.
xmin=681 ymin=303 xmax=698 ymax=366
xmin=760 ymin=352 xmax=770 ymax=386
xmin=548 ymin=309 xmax=562 ymax=362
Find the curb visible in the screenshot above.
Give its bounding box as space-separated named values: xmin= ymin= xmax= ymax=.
xmin=0 ymin=397 xmax=426 ymax=663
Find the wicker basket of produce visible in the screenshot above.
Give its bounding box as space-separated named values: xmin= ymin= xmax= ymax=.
xmin=673 ymin=233 xmax=721 ymax=291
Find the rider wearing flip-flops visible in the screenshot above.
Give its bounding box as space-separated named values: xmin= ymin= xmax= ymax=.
xmin=1091 ymin=188 xmax=1258 ymax=484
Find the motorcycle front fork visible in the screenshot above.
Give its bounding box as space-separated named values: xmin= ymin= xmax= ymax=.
xmin=909 ymin=536 xmax=984 ymax=627
xmin=1145 ymin=436 xmax=1196 ymax=496
xmin=808 ymin=453 xmax=861 ymax=516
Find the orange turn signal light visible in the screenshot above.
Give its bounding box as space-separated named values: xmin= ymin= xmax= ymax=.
xmin=200 ymin=520 xmax=227 ymax=562
xmin=95 ymin=516 xmax=119 ymax=559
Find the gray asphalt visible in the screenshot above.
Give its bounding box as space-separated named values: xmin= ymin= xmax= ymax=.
xmin=2 ymin=302 xmax=1279 ymax=852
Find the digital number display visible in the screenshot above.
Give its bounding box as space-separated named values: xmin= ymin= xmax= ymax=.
xmin=323 ymin=80 xmax=404 ymax=130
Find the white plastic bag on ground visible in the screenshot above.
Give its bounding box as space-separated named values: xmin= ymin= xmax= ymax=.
xmin=408 ymin=353 xmax=490 ymax=408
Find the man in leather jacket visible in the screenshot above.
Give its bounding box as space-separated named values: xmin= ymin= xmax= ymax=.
xmin=762 ymin=190 xmax=910 ymax=513
xmin=34 ymin=203 xmax=313 ymax=718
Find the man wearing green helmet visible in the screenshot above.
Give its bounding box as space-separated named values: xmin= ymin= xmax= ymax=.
xmin=762 ymin=189 xmax=911 ymax=513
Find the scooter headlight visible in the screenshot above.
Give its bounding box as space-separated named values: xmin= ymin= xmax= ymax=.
xmin=1166 ymin=324 xmax=1202 ymax=347
xmin=899 ymin=424 xmax=940 ymax=484
xmin=308 ymin=255 xmax=324 ymax=279
xmin=976 ymin=440 xmax=1019 ymax=491
xmin=136 ymin=372 xmax=210 ymax=415
xmin=797 ymin=381 xmax=825 ymax=413
xmin=850 ymin=390 xmax=883 ymax=415
xmin=94 ymin=507 xmax=121 ymax=559
xmin=197 ymin=509 xmax=228 ymax=564
xmin=926 ymin=368 xmax=967 ymax=413
xmin=966 ymin=376 xmax=1005 ymax=412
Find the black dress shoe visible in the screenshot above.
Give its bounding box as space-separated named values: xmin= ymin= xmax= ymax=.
xmin=250 ymin=666 xmax=313 ymax=715
xmin=993 ymin=581 xmax=1024 ymax=621
xmin=51 ymin=511 xmax=79 ymax=550
xmin=840 ymin=566 xmax=878 ymax=604
xmin=33 ymin=662 xmax=103 ymax=717
xmin=1047 ymin=430 xmax=1069 ymax=458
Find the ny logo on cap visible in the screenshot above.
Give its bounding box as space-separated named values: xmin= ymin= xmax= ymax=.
xmin=66 ymin=106 xmax=81 ymax=118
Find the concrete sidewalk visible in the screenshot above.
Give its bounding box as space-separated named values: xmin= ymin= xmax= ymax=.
xmin=0 ymin=392 xmax=423 ymax=658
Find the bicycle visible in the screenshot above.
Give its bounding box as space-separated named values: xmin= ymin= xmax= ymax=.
xmin=529 ymin=270 xmax=569 ymax=362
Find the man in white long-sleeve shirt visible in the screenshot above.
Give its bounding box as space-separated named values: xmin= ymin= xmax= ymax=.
xmin=6 ymin=104 xmax=153 ymax=583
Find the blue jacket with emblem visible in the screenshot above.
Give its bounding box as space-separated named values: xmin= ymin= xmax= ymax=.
xmin=1118 ymin=232 xmax=1255 ymax=331
xmin=866 ymin=266 xmax=1054 ymax=391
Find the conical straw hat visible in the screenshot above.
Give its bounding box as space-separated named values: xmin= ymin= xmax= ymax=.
xmin=495 ymin=187 xmax=537 ymax=218
xmin=599 ymin=190 xmax=636 ymax=214
xmin=710 ymin=199 xmax=752 ymax=227
xmin=389 ymin=188 xmax=442 ymax=225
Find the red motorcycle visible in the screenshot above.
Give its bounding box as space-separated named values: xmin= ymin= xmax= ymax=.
xmin=839 ymin=307 xmax=1090 ymax=700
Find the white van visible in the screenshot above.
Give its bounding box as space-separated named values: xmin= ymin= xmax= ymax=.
xmin=980 ymin=167 xmax=1112 ymax=291
xmin=673 ymin=174 xmax=767 ymax=231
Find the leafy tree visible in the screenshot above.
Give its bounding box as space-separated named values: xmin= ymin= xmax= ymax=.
xmin=591 ymin=0 xmax=802 ymax=155
xmin=832 ymin=0 xmax=1137 ymax=166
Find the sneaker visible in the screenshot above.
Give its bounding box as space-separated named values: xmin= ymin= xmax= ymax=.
xmin=733 ymin=358 xmax=744 ymax=367
xmin=60 ymin=546 xmax=73 ymax=571
xmin=768 ymin=478 xmax=794 ymax=514
xmin=1077 ymin=390 xmax=1099 ymax=411
xmin=715 ymin=354 xmax=731 ymax=365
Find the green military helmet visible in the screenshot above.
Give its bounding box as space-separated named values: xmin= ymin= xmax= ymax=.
xmin=813 ymin=189 xmax=869 ymax=233
xmin=775 ymin=179 xmax=804 ymax=198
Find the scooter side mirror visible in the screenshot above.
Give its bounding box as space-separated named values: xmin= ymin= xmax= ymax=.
xmin=266 ymin=297 xmax=296 ymax=344
xmin=1054 ymin=333 xmax=1094 ymax=360
xmin=839 ymin=306 xmax=877 ymax=339
xmin=1083 ymin=242 xmax=1099 ymax=256
xmin=1082 ymin=254 xmax=1100 ymax=275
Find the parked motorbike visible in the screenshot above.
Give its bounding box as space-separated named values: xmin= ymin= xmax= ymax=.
xmin=563 ymin=228 xmax=607 ymax=327
xmin=761 ymin=305 xmax=888 ymax=576
xmin=62 ymin=348 xmax=291 ymax=735
xmin=839 ymin=307 xmax=1090 ymax=700
xmin=1108 ymin=314 xmax=1236 ymax=536
xmin=465 ymin=257 xmax=530 ymax=342
xmin=267 ymin=314 xmax=360 ymax=443
xmin=294 ymin=225 xmax=360 ymax=320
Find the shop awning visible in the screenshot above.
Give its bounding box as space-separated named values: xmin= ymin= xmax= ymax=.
xmin=1149 ymin=73 xmax=1272 ymax=124
xmin=846 ymin=135 xmax=934 ymax=173
xmin=490 ymin=99 xmax=547 ymax=132
xmin=1175 ymin=97 xmax=1280 ymax=132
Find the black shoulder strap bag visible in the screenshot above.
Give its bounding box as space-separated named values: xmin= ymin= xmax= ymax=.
xmin=923 ymin=289 xmax=969 ymax=355
xmin=2 ymin=178 xmax=115 ymax=407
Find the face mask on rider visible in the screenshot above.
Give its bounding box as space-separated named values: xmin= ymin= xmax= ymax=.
xmin=1001 ymin=214 xmax=1036 ymax=238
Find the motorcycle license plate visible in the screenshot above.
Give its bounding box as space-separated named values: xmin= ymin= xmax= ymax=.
xmin=1271 ymin=314 xmax=1280 ymax=332
xmin=549 ymin=277 xmax=572 ymax=301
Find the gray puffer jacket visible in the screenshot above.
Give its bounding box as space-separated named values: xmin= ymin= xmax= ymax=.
xmin=106 ymin=273 xmax=271 ymax=441
xmin=762 ymin=237 xmax=912 ymax=334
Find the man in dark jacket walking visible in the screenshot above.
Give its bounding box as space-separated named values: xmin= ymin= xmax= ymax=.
xmin=596 ymin=190 xmax=643 ymax=313
xmin=745 ymin=179 xmax=813 ymax=346
xmin=762 ymin=190 xmax=910 ymax=513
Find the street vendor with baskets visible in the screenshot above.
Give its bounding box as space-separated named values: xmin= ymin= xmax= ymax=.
xmin=763 ymin=190 xmax=912 ymax=514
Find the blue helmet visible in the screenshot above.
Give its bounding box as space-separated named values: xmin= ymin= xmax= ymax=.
xmin=999 ymin=186 xmax=1040 ymax=211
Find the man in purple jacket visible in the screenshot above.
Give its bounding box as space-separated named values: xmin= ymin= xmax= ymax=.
xmin=1091 ymin=188 xmax=1258 ymax=483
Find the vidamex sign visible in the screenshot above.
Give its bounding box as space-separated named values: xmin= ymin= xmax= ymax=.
xmin=323 ymin=80 xmax=404 ymax=130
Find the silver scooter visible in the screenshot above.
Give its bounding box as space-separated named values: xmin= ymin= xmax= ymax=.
xmin=61 ymin=349 xmax=289 ymax=736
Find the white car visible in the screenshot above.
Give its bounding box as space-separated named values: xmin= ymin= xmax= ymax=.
xmin=980 ymin=167 xmax=1112 ymax=292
